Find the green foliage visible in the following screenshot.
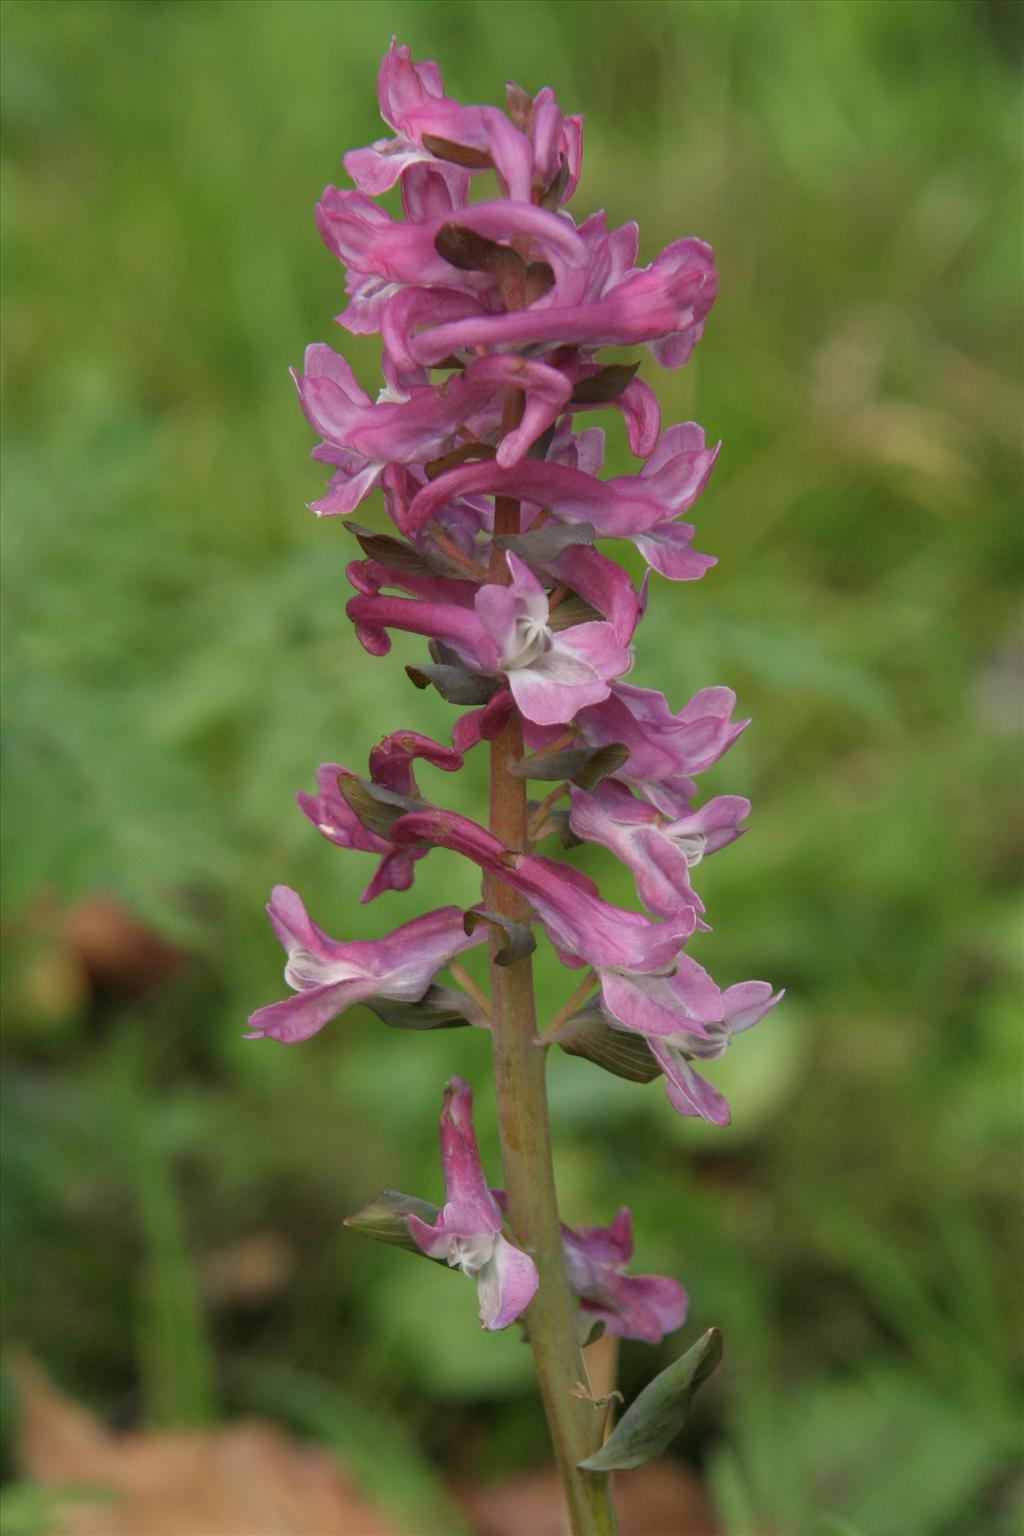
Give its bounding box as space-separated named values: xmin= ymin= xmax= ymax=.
xmin=579 ymin=1329 xmax=723 ymax=1472
xmin=2 ymin=2 xmax=1021 ymax=1534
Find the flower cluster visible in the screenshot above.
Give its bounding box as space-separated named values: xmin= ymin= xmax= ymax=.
xmin=254 ymin=41 xmax=780 ymax=1339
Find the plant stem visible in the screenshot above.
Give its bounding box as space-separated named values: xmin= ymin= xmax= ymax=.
xmin=527 ymin=780 xmax=571 ymax=843
xmin=447 ymin=961 xmax=491 ymax=1019
xmin=538 ymin=970 xmax=599 ymax=1042
xmin=484 ymin=469 xmax=619 ymax=1536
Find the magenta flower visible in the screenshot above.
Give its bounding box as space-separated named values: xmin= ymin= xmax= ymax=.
xmin=247 ymin=890 xmax=481 ymax=1044
xmin=562 ymin=1208 xmax=688 ymax=1345
xmin=318 ymin=187 xmax=585 ymax=288
xmin=406 ymin=1078 xmax=538 ymax=1330
xmin=341 ymin=41 xmax=453 ymax=195
xmin=296 ymin=731 xmax=462 ymax=902
xmin=310 ymin=319 xmax=546 ymax=514
xmin=348 ymin=552 xmax=633 ymax=726
xmin=475 ymin=552 xmax=633 ymax=724
xmin=646 ymin=981 xmax=785 ymax=1125
xmin=568 ymin=778 xmax=749 ymax=917
xmin=403 ymin=423 xmax=719 ymax=564
xmin=389 ymin=807 xmax=698 ymax=978
xmin=569 ymin=683 xmax=750 ymax=801
xmin=345 ymin=41 xmax=581 ymax=207
xmin=404 ymin=234 xmax=717 ymax=368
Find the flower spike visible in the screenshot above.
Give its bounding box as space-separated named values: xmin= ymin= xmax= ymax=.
xmin=262 ymin=39 xmax=776 ymax=1519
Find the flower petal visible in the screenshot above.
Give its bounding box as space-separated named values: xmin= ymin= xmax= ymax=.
xmin=475 ymin=1233 xmax=539 ymax=1330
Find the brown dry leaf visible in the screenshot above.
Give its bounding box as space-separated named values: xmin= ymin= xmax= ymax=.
xmin=201 ymin=1233 xmax=297 ymax=1309
xmin=63 ymin=893 xmax=186 ymax=996
xmin=459 ymin=1460 xmax=719 ymax=1536
xmin=12 ymin=1352 xmax=400 ymax=1536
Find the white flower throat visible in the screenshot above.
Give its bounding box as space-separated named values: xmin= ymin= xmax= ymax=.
xmin=285 ymin=946 xmax=366 ymax=992
xmin=504 ymin=614 xmax=554 ymax=671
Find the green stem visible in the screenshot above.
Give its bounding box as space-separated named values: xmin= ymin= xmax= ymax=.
xmin=484 ymin=481 xmax=619 ymax=1536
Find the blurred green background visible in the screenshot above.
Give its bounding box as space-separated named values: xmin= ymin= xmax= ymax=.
xmin=2 ymin=1 xmax=1022 ymax=1532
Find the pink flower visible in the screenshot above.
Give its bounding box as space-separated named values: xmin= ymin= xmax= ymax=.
xmin=568 ymin=778 xmax=749 ymax=917
xmin=247 ymin=891 xmax=481 ymax=1044
xmin=296 ymin=731 xmax=463 ymax=902
xmin=388 ymin=810 xmax=704 ymax=1024
xmin=406 ymin=1078 xmax=538 ymax=1330
xmin=345 ymin=41 xmax=581 ymax=208
xmin=317 ymin=187 xmax=586 ymax=289
xmin=405 ymin=236 xmax=717 ymax=367
xmin=405 ymin=424 xmax=718 ymax=538
xmin=475 ymin=552 xmax=633 ymax=725
xmin=645 ymin=981 xmax=785 ymax=1125
xmin=293 ymin=348 xmax=574 ymax=517
xmin=561 ymin=1208 xmax=688 ymax=1344
xmin=342 ymin=41 xmax=453 ymax=195
xmin=572 ymin=683 xmax=749 ymax=799
xmin=347 ymin=552 xmax=634 ymax=727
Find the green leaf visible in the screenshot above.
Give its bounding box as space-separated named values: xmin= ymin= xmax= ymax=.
xmin=546 ymin=592 xmax=604 ymax=630
xmin=578 ymin=1328 xmax=723 ymax=1472
xmin=495 ymin=523 xmax=597 ymax=564
xmin=548 ymin=1005 xmax=662 ymax=1084
xmin=362 ymin=984 xmax=484 ymax=1031
xmin=508 ymin=742 xmax=628 ymax=789
xmin=422 ymin=135 xmax=493 ymax=171
xmin=463 ymin=909 xmax=536 ymax=966
xmin=406 ymin=663 xmax=499 ymax=705
xmin=434 ymin=223 xmax=524 ymax=289
xmin=336 ymin=774 xmax=421 ymax=840
xmin=344 ymin=1189 xmax=444 ymax=1257
xmin=538 ymin=156 xmax=570 ymax=210
xmin=576 ymin=1314 xmax=607 ymax=1348
xmin=346 ymin=524 xmax=462 ymax=580
xmin=570 ymin=362 xmax=640 ymax=405
xmin=527 ymin=802 xmax=580 ymax=848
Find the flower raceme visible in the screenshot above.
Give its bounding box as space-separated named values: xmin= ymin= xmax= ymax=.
xmin=255 ymin=36 xmax=779 ymax=1379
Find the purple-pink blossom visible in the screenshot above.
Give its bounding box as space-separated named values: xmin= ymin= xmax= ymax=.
xmin=568 ymin=778 xmax=749 ymax=917
xmin=247 ymin=890 xmax=481 ymax=1044
xmin=562 ymin=1208 xmax=688 ymax=1345
xmin=407 ymin=1078 xmax=538 ymax=1330
xmin=646 ymin=981 xmax=784 ymax=1125
xmin=347 ymin=551 xmax=634 ymax=726
xmin=296 ymin=731 xmax=462 ymax=902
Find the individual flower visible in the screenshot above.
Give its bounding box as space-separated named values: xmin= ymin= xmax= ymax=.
xmin=403 ymin=424 xmax=720 ymax=576
xmin=562 ymin=1208 xmax=688 ymax=1344
xmin=406 ymin=1078 xmax=538 ymax=1330
xmin=568 ymin=777 xmax=750 ymax=917
xmin=344 ymin=40 xmax=580 ymax=206
xmin=347 ymin=552 xmax=634 ymax=727
xmin=389 ymin=807 xmax=727 ymax=1043
xmin=403 ymin=233 xmax=717 ymax=368
xmin=293 ymin=347 xmax=575 ymax=518
xmin=316 ymin=187 xmax=585 ymax=289
xmin=296 ymin=731 xmax=463 ymax=902
xmin=342 ymin=40 xmax=452 ymax=195
xmin=645 ymin=981 xmax=785 ymax=1125
xmin=570 ymin=683 xmax=750 ymax=801
xmin=247 ymin=890 xmax=481 ymax=1044
xmin=474 ymin=552 xmax=633 ymax=725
